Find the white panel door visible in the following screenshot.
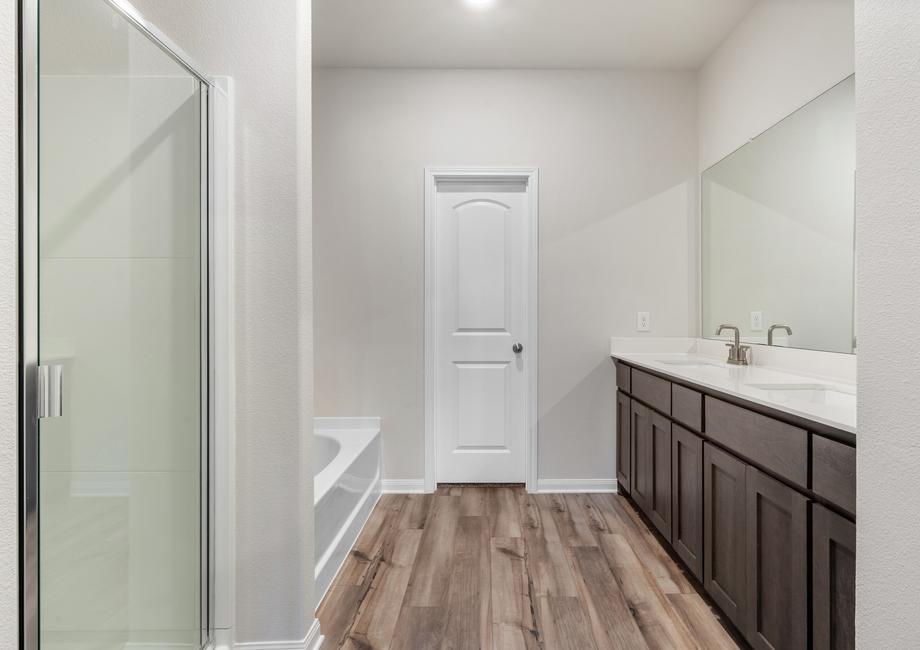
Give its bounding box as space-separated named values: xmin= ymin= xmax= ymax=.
xmin=435 ymin=181 xmax=529 ymax=483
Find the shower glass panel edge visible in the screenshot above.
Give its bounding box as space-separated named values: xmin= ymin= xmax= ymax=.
xmin=19 ymin=0 xmax=215 ymax=648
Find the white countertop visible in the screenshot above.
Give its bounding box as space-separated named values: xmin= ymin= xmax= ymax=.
xmin=611 ymin=350 xmax=856 ymax=435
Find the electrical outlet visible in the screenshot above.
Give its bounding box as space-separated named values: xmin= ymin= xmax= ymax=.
xmin=637 ymin=312 xmax=651 ymax=332
xmin=751 ymin=311 xmax=763 ymax=331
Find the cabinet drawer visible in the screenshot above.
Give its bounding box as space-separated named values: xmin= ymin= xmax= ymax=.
xmin=672 ymin=384 xmax=702 ymax=431
xmin=705 ymin=397 xmax=808 ymax=488
xmin=616 ymin=361 xmax=631 ymax=392
xmin=631 ymin=368 xmax=671 ymax=415
xmin=812 ymin=436 xmax=856 ymax=515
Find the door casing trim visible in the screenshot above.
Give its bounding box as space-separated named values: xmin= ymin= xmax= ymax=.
xmin=423 ymin=167 xmax=539 ymax=493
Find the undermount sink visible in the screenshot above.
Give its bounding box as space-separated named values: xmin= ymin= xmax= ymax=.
xmin=745 ymin=383 xmax=856 ymax=406
xmin=658 ymin=359 xmax=724 ymax=369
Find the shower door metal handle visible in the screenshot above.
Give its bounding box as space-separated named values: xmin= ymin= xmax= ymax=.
xmin=37 ymin=364 xmax=63 ymax=419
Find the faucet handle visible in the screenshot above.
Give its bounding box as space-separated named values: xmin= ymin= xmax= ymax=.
xmin=725 ymin=343 xmax=738 ymax=362
xmin=739 ymin=345 xmax=752 ymax=365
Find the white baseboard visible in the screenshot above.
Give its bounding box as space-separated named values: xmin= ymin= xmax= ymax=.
xmin=232 ymin=619 xmax=323 ymax=650
xmin=381 ymin=478 xmax=427 ymax=494
xmin=306 ymin=619 xmax=324 ymax=650
xmin=382 ymin=478 xmax=616 ymax=494
xmin=535 ymin=478 xmax=618 ymax=493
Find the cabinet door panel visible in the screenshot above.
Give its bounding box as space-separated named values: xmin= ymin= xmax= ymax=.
xmin=672 ymin=424 xmax=703 ymax=580
xmin=647 ymin=412 xmax=672 ymax=541
xmin=616 ymin=391 xmax=631 ymax=494
xmin=631 ymin=400 xmax=652 ymax=514
xmin=703 ymin=442 xmax=747 ymax=630
xmin=813 ymin=504 xmax=856 ymax=650
xmin=745 ymin=466 xmax=808 ymax=650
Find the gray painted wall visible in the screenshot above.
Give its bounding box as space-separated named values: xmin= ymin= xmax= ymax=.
xmin=313 ymin=68 xmax=699 ymax=482
xmin=855 ymin=1 xmax=920 ymax=645
xmin=697 ymin=0 xmax=855 ymax=171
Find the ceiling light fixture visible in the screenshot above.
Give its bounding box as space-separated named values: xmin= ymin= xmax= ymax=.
xmin=464 ymin=0 xmax=497 ymax=11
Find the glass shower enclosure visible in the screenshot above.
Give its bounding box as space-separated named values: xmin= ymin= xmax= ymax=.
xmin=20 ymin=1 xmax=213 ymax=648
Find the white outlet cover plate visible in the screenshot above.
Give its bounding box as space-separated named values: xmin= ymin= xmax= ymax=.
xmin=637 ymin=312 xmax=650 ymax=332
xmin=751 ymin=311 xmax=763 ymax=331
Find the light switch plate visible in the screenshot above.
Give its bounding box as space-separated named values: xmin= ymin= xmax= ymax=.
xmin=637 ymin=312 xmax=651 ymax=332
xmin=751 ymin=311 xmax=763 ymax=331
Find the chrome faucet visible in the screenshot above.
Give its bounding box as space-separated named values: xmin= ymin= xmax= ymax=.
xmin=767 ymin=324 xmax=793 ymax=346
xmin=716 ymin=324 xmax=751 ymax=366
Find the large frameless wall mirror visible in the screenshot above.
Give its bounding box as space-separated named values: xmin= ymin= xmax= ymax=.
xmin=702 ymin=75 xmax=856 ymax=355
xmin=21 ymin=0 xmax=213 ymax=648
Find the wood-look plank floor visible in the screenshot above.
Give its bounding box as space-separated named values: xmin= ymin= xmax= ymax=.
xmin=317 ymin=487 xmax=742 ymax=650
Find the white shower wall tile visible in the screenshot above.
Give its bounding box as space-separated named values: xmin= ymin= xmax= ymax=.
xmin=39 ymin=76 xmax=201 ymax=260
xmin=39 ymin=470 xmax=200 ymax=642
xmin=39 ymin=258 xmax=200 ymax=474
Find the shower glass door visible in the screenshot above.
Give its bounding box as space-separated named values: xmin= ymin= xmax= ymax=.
xmin=25 ymin=0 xmax=209 ymax=648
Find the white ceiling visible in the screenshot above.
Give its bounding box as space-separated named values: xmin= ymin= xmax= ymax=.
xmin=314 ymin=0 xmax=758 ymax=69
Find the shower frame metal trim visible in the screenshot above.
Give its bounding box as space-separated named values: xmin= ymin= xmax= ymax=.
xmin=18 ymin=1 xmax=216 ymax=648
xmin=104 ymin=0 xmax=216 ymax=87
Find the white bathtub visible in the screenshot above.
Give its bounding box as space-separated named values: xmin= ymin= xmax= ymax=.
xmin=313 ymin=417 xmax=381 ymax=610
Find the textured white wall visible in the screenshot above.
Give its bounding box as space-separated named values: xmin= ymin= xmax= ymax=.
xmin=855 ymin=1 xmax=920 ymax=645
xmin=698 ymin=0 xmax=855 ymax=170
xmin=95 ymin=0 xmax=315 ymax=645
xmin=0 ymin=2 xmax=17 ymax=647
xmin=313 ymin=69 xmax=698 ymax=482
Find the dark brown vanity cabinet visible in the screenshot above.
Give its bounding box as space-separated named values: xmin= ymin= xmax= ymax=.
xmin=614 ymin=359 xmax=856 ymax=650
xmin=745 ymin=466 xmax=808 ymax=650
xmin=671 ymin=424 xmax=703 ymax=579
xmin=616 ymin=391 xmax=631 ymax=493
xmin=703 ymin=442 xmax=748 ymax=630
xmin=813 ymin=504 xmax=856 ymax=650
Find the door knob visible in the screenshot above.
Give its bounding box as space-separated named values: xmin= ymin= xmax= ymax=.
xmin=512 ymin=343 xmax=523 ymax=354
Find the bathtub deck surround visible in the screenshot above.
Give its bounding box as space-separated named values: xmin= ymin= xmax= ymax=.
xmin=317 ymin=487 xmax=741 ymax=649
xmin=314 ymin=417 xmax=382 ymax=610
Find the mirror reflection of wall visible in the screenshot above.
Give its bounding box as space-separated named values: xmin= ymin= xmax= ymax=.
xmin=702 ymin=75 xmax=856 ymax=355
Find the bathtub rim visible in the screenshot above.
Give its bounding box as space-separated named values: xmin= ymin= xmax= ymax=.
xmin=314 ymin=416 xmax=381 ymax=504
xmin=313 ymin=417 xmax=382 ymax=610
